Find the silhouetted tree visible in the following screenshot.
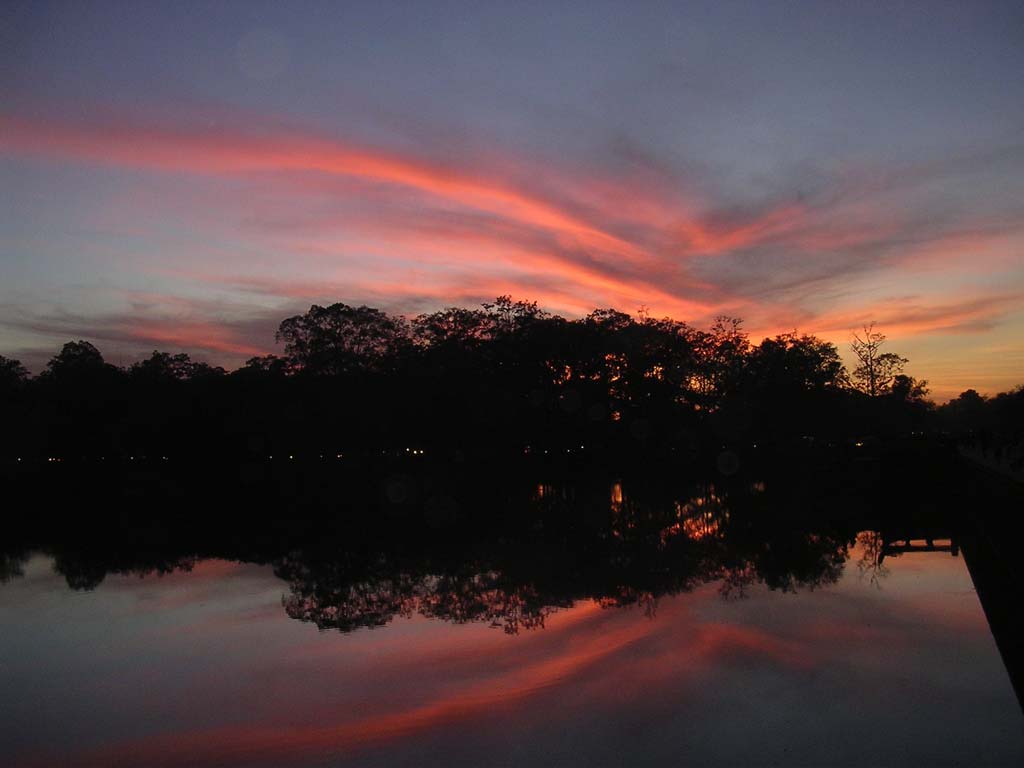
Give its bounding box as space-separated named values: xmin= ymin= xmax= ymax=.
xmin=937 ymin=384 xmax=1024 ymax=472
xmin=276 ymin=303 xmax=410 ymax=375
xmin=412 ymin=306 xmax=491 ymax=349
xmin=238 ymin=354 xmax=292 ymax=376
xmin=695 ymin=316 xmax=749 ymax=405
xmin=748 ymin=333 xmax=846 ymax=391
xmin=481 ymin=295 xmax=547 ymax=336
xmin=0 ymin=355 xmax=29 ymax=391
xmin=129 ymin=351 xmax=224 ymax=382
xmin=939 ymin=389 xmax=987 ymax=432
xmin=0 ymin=355 xmax=31 ymax=460
xmin=851 ymin=324 xmax=907 ymax=396
xmin=890 ymin=374 xmax=929 ymax=403
xmin=7 ymin=298 xmax=998 ymax=464
xmin=40 ymin=340 xmax=118 ymax=381
xmin=28 ymin=341 xmax=125 ymax=457
xmin=729 ymin=333 xmax=849 ymax=442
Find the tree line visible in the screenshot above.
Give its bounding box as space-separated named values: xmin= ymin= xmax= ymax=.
xmin=0 ymin=296 xmax=1019 ymax=462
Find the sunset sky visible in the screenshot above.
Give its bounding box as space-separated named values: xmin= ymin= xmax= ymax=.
xmin=2 ymin=1 xmax=1022 ymax=399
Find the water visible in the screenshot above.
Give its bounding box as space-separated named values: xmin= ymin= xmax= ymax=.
xmin=2 ymin=533 xmax=1021 ymax=766
xmin=2 ymin=466 xmax=1024 ymax=765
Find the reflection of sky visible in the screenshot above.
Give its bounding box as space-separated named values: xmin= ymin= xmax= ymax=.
xmin=1 ymin=541 xmax=1021 ymax=767
xmin=2 ymin=2 xmax=1024 ymax=399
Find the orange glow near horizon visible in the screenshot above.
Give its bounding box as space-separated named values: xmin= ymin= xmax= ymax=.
xmin=1 ymin=112 xmax=1021 ymax=398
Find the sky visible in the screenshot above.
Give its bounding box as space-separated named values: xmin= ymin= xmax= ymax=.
xmin=1 ymin=0 xmax=1023 ymax=399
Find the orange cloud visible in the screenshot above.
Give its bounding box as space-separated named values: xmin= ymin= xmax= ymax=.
xmin=4 ymin=111 xmax=1021 ymax=397
xmin=126 ymin=321 xmax=266 ymax=357
xmin=0 ymin=114 xmax=820 ymax=307
xmin=0 ymin=115 xmax=650 ymax=256
xmin=807 ymin=293 xmax=1021 ymax=338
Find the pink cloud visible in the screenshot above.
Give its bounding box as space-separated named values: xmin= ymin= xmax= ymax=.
xmin=2 ymin=110 xmax=1021 ymax=395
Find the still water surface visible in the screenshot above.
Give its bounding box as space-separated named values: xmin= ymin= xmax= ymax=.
xmin=2 ymin=535 xmax=1022 ymax=767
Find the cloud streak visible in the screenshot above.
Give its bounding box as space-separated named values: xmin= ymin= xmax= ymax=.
xmin=15 ymin=598 xmax=820 ymax=768
xmin=2 ymin=110 xmax=1022 ymax=395
xmin=1 ymin=299 xmax=279 ymax=367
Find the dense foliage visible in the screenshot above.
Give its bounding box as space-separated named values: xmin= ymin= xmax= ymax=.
xmin=0 ymin=297 xmax=1018 ymax=462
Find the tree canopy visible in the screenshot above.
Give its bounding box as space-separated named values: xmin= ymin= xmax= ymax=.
xmin=850 ymin=324 xmax=908 ymax=397
xmin=1 ymin=298 xmax=1009 ymax=463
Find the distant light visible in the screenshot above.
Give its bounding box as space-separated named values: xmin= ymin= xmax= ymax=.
xmin=854 ymin=441 xmax=864 ymax=448
xmin=288 ymin=455 xmax=294 ymax=460
xmin=336 ymin=453 xmax=343 ymax=459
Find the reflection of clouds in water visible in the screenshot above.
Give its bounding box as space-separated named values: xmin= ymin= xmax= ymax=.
xmin=3 ymin=467 xmax=1012 ymax=768
xmin=855 ymin=530 xmax=890 ymax=587
xmin=4 ymin=539 xmax=1019 ymax=768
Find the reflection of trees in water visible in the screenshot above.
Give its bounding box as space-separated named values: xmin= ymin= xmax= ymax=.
xmin=715 ymin=532 xmax=848 ymax=599
xmin=856 ymin=531 xmax=890 ymax=587
xmin=53 ymin=553 xmax=198 ymax=591
xmin=660 ymin=484 xmax=729 ymax=545
xmin=0 ymin=550 xmax=30 ymax=583
xmin=597 ymin=589 xmax=660 ymax=619
xmin=609 ymin=481 xmax=728 ymax=544
xmin=277 ymin=561 xmax=570 ymax=634
xmin=270 ymin=479 xmax=854 ymax=634
xmin=8 ymin=466 xmax=948 ymax=634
